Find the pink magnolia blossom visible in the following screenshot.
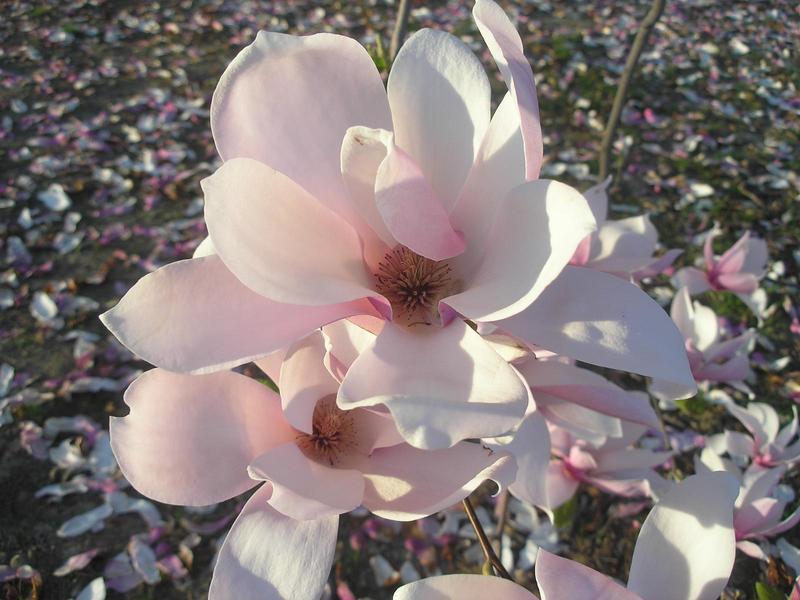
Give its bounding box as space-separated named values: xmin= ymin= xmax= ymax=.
xmin=696 ymin=446 xmax=800 ymax=560
xmin=718 ymin=401 xmax=800 ymax=467
xmin=110 ymin=327 xmax=515 ymax=599
xmin=482 ymin=348 xmax=665 ymax=512
xmin=650 ymin=287 xmax=755 ymax=402
xmin=569 ymin=177 xmax=681 ymax=279
xmin=394 ymin=472 xmax=739 ymax=600
xmin=101 ymin=0 xmax=694 ymax=450
xmin=536 ymin=422 xmax=671 ymax=510
xmin=672 ymin=229 xmax=768 ymax=316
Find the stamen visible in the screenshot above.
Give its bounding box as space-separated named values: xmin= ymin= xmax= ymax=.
xmin=374 ymin=246 xmax=453 ymax=323
xmin=295 ymin=397 xmax=357 ymax=466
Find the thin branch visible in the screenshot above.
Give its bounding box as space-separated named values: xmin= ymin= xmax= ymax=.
xmin=462 ymin=496 xmax=512 ymax=580
xmin=598 ymin=0 xmax=666 ymax=181
xmin=493 ymin=489 xmax=510 ymax=550
xmin=389 ymin=0 xmax=412 ymax=63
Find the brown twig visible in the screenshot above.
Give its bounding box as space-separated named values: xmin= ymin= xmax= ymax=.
xmin=463 ymin=496 xmax=513 ymax=580
xmin=598 ymin=0 xmax=666 ymax=180
xmin=493 ymin=489 xmax=510 ymax=550
xmin=389 ymin=0 xmax=412 ymax=63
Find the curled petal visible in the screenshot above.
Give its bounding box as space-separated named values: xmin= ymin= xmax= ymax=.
xmin=101 ymin=256 xmax=374 ymax=374
xmin=395 ymin=574 xmax=537 ymax=599
xmin=627 ymin=472 xmax=739 ymax=600
xmin=361 ymin=442 xmax=516 ymax=521
xmin=211 ymin=31 xmax=391 ymax=223
xmin=338 ymin=320 xmax=528 ymax=449
xmin=203 ymin=158 xmax=375 ymax=306
xmin=499 ymin=267 xmax=696 ymax=398
xmin=473 ymin=0 xmax=543 ymax=180
xmin=387 ymin=29 xmax=490 ymax=208
xmin=110 ymin=369 xmax=295 ymax=506
xmin=209 ymin=484 xmax=337 ymax=600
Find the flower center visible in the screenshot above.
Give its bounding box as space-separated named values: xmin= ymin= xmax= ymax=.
xmin=295 ymin=397 xmax=358 ymax=466
xmin=374 ymin=246 xmax=454 ymax=326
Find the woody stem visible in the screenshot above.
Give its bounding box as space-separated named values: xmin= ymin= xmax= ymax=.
xmin=462 ymin=496 xmax=513 ymax=580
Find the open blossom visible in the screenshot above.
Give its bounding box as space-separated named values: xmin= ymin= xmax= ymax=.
xmin=395 ymin=473 xmax=739 ymax=600
xmin=696 ymin=445 xmax=800 ymax=560
xmin=101 ymin=0 xmax=694 ymax=450
xmin=110 ymin=326 xmax=515 ymax=599
xmin=650 ymin=287 xmax=755 ymax=403
xmin=672 ymin=229 xmax=768 ymax=316
xmin=538 ymin=422 xmax=671 ymax=510
xmin=569 ymin=177 xmax=681 ymax=280
xmin=717 ymin=401 xmax=800 ymax=468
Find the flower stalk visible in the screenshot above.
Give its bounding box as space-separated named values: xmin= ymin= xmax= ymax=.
xmin=462 ymin=496 xmax=512 ymax=580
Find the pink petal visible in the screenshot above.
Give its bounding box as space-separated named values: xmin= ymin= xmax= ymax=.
xmin=589 ymin=215 xmax=659 ymax=275
xmin=670 ymin=287 xmax=719 ymax=351
xmin=570 ymin=234 xmax=593 ymax=267
xmin=374 ymin=141 xmax=466 ymax=261
xmin=738 ymin=235 xmax=768 ymax=276
xmin=279 ymin=332 xmax=339 ymax=433
xmin=473 ymin=0 xmax=543 ymax=180
xmin=634 ymin=249 xmax=683 ymax=281
xmin=449 ymin=94 xmax=525 ymax=275
xmin=734 ymin=497 xmax=783 ymax=535
xmin=101 ymin=256 xmax=374 ymax=374
xmin=716 ymin=231 xmax=750 ymax=274
xmin=498 ymin=412 xmax=552 ymax=510
xmin=387 ymin=29 xmax=490 ymax=208
xmin=339 ymin=126 xmax=397 ymax=257
xmin=722 ymin=430 xmax=755 ymax=458
xmin=519 ymin=359 xmax=661 ymax=429
xmin=322 ymin=319 xmax=377 ymax=378
xmin=582 ymin=177 xmax=611 ymax=226
xmin=703 ymin=231 xmax=718 ymax=271
xmin=499 ymin=267 xmax=696 ymax=397
xmin=671 ymin=267 xmax=712 ymax=296
xmin=535 ymin=550 xmax=638 ymax=600
xmin=736 ymin=540 xmax=768 ymax=560
xmin=210 ymin=31 xmax=392 ymax=224
xmin=543 ymin=461 xmax=581 ymax=509
xmin=445 ymin=180 xmax=595 ymax=322
xmin=627 ymin=472 xmax=739 ymax=600
xmin=203 ymin=158 xmax=376 ymax=306
xmin=537 ymin=398 xmax=623 ymax=443
xmin=360 ymin=441 xmax=515 ymax=521
xmin=337 ymin=320 xmax=528 ymax=449
xmin=740 ymin=465 xmax=786 ymax=509
xmin=593 ymin=448 xmax=672 ymax=473
xmin=754 ymin=504 xmax=800 ymax=538
xmin=110 ymin=369 xmax=295 ymax=506
xmin=248 ymin=443 xmax=364 ymax=520
xmin=395 ymin=574 xmax=538 ymax=599
xmin=209 ymin=484 xmax=337 ymax=600
xmin=715 ymin=272 xmax=759 ymax=294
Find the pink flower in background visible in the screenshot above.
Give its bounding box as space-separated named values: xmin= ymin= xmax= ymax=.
xmin=672 ymin=229 xmax=768 ymax=316
xmin=569 ymin=177 xmax=681 ymax=280
xmin=110 ymin=328 xmax=515 ymax=599
xmin=538 ymin=422 xmax=671 ymax=510
xmin=717 ymin=401 xmax=800 ymax=468
xmin=102 ymin=0 xmax=695 ymax=451
xmin=696 ymin=446 xmax=800 ymax=560
xmin=394 ymin=473 xmax=739 ymax=600
xmin=650 ymin=287 xmax=755 ymax=403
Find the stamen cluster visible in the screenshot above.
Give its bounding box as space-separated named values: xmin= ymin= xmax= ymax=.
xmin=296 ymin=397 xmax=358 ymax=466
xmin=374 ymin=246 xmax=453 ymax=323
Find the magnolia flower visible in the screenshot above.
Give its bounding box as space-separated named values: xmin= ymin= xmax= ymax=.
xmin=539 ymin=422 xmax=671 ymax=510
xmin=110 ymin=328 xmax=515 ymax=599
xmin=483 ymin=351 xmax=665 ymax=511
xmin=672 ymin=229 xmax=768 ymax=316
xmin=101 ymin=0 xmax=694 ymax=450
xmin=718 ymin=401 xmax=800 ymax=468
xmin=650 ymin=287 xmax=755 ymax=403
xmin=570 ymin=177 xmax=681 ymax=279
xmin=696 ymin=447 xmax=800 ymax=560
xmin=394 ymin=472 xmax=739 ymax=600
